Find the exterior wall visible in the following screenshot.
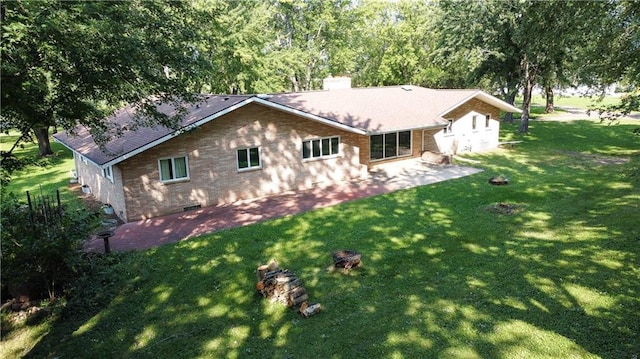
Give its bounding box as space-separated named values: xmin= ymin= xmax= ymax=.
xmin=422 ymin=129 xmax=441 ymax=153
xmin=117 ymin=103 xmax=368 ymax=221
xmin=73 ymin=153 xmax=127 ymax=220
xmin=435 ymin=99 xmax=501 ymax=154
xmin=360 ymin=129 xmax=425 ymax=169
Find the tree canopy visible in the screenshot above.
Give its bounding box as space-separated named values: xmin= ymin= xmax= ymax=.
xmin=1 ymin=0 xmax=637 ymax=163
xmin=1 ymin=0 xmax=205 ymax=156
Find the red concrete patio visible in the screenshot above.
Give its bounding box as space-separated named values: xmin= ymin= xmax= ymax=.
xmin=84 ymin=161 xmax=482 ymax=253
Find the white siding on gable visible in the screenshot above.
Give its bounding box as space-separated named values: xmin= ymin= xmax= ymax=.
xmin=433 ymin=111 xmax=500 ymax=154
xmin=71 ymin=151 xmax=125 ymax=220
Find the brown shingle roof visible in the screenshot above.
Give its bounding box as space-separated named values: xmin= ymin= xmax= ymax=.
xmin=54 ymin=95 xmax=253 ymax=165
xmin=267 ymin=86 xmax=477 ymax=133
xmin=53 ymin=86 xmax=519 ymax=167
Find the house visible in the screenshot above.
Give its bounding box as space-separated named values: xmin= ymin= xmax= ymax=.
xmin=53 ymin=79 xmax=520 ymax=222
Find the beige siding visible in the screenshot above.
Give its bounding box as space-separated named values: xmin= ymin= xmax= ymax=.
xmin=118 ymin=103 xmax=368 ymax=221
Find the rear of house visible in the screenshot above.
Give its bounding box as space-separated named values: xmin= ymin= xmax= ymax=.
xmin=56 ymin=84 xmax=519 ymax=222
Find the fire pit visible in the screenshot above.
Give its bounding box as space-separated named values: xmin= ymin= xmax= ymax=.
xmin=332 ymin=250 xmax=361 ymax=269
xmin=488 ymin=176 xmax=509 ymax=186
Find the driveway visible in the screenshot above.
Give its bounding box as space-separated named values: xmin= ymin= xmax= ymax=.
xmin=84 ymin=160 xmax=482 ymax=252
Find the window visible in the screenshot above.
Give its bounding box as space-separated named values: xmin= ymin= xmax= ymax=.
xmin=302 ymin=136 xmax=340 ymax=160
xmin=444 ymin=119 xmax=453 ymax=134
xmin=370 ymin=130 xmax=411 ymax=160
xmin=159 ymin=156 xmax=189 ymax=182
xmin=237 ymin=147 xmax=261 ymax=170
xmin=485 ymin=114 xmax=491 ymax=128
xmin=472 ymin=115 xmax=478 ymax=130
xmin=103 ymin=166 xmax=113 ymax=182
xmin=398 ymin=131 xmax=412 ymax=156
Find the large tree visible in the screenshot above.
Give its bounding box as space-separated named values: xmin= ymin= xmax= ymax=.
xmin=192 ymin=0 xmax=291 ymax=95
xmin=267 ymin=0 xmax=355 ymax=91
xmin=436 ymin=0 xmax=614 ymax=132
xmin=583 ymin=0 xmax=640 ymax=120
xmin=1 ymin=0 xmax=205 ymax=158
xmin=351 ymin=0 xmax=445 ymax=88
xmin=436 ymin=0 xmax=523 ymax=122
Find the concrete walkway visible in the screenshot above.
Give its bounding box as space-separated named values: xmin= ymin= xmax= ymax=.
xmin=84 ymin=160 xmax=482 ymax=253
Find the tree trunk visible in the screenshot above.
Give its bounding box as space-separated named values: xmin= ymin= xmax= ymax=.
xmin=34 ymin=126 xmax=54 ymax=156
xmin=503 ymin=87 xmax=518 ymax=124
xmin=519 ymin=85 xmax=532 ymax=133
xmin=290 ymin=75 xmax=300 ymax=92
xmin=519 ymin=57 xmax=533 ymax=134
xmin=545 ymin=85 xmax=554 ymax=113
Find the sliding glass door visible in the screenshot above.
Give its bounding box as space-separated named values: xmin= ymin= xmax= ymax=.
xmin=370 ymin=130 xmax=411 ymax=161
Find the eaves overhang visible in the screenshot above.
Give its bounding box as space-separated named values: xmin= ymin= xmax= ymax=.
xmin=438 ymin=90 xmax=522 ymax=117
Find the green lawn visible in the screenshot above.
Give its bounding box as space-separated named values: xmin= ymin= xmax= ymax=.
xmin=0 ymin=130 xmax=79 ymax=203
xmin=2 ymin=119 xmax=639 ymax=358
xmin=510 ymin=94 xmax=628 ymax=121
xmin=527 ymin=93 xmax=624 ymax=109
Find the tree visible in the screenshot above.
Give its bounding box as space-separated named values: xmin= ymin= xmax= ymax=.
xmin=350 ymin=0 xmax=445 ymax=88
xmin=584 ymin=0 xmax=640 ymax=122
xmin=437 ymin=0 xmax=620 ymax=132
xmin=1 ymin=1 xmax=205 ymax=160
xmin=192 ymin=0 xmax=291 ymax=94
xmin=267 ymin=0 xmax=355 ymax=91
xmin=436 ymin=0 xmax=523 ymax=122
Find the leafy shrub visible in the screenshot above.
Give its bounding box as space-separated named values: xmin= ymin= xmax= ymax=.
xmin=63 ymin=251 xmax=143 ymax=319
xmin=0 ymin=193 xmax=97 ymax=301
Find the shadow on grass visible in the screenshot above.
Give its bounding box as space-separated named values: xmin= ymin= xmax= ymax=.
xmin=24 ymin=122 xmax=639 ymax=358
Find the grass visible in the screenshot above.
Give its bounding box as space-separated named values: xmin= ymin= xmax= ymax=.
xmin=1 ymin=130 xmax=79 ymax=203
xmin=527 ymin=93 xmax=624 ymax=109
xmin=2 ymin=119 xmax=639 ymax=358
xmin=509 ymin=94 xmax=629 ymax=121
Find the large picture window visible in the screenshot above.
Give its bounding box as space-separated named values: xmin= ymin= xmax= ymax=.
xmin=237 ymin=147 xmax=261 ymax=170
xmin=302 ymin=136 xmax=340 ymax=159
xmin=370 ymin=130 xmax=412 ymax=160
xmin=159 ymin=156 xmax=189 ymax=182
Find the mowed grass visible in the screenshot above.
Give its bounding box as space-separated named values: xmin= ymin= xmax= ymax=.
xmin=3 ymin=119 xmax=639 ymax=358
xmin=0 ymin=130 xmax=78 ymax=202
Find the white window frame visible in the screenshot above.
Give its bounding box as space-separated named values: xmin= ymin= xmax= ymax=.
xmin=236 ymin=146 xmax=262 ymax=171
xmin=444 ymin=119 xmax=454 ymax=134
xmin=158 ymin=155 xmax=190 ymax=183
xmin=472 ymin=115 xmax=478 ymax=130
xmin=302 ymin=136 xmax=340 ymax=160
xmin=103 ymin=165 xmax=114 ymax=183
xmin=485 ymin=114 xmax=491 ymax=128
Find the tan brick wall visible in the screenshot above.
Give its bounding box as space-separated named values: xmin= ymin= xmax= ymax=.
xmin=442 ymin=98 xmax=500 ymax=120
xmin=118 ymin=103 xmax=368 ymax=221
xmin=360 ymin=129 xmax=427 ymax=169
xmin=87 ymin=98 xmax=503 ymax=221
